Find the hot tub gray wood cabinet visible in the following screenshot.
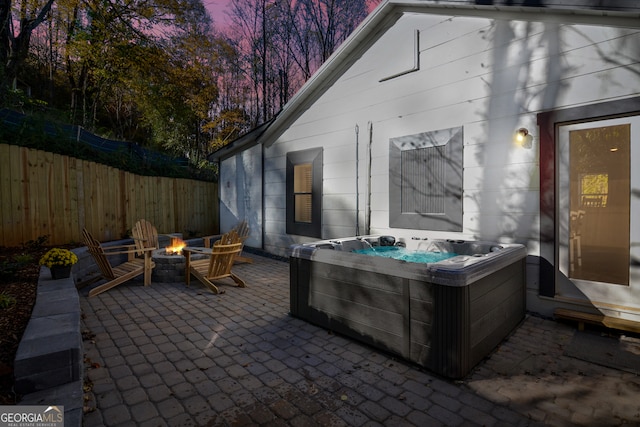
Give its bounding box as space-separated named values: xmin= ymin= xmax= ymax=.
xmin=289 ymin=237 xmax=527 ymax=379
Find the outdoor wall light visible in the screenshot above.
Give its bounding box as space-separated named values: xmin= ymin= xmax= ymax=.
xmin=515 ymin=127 xmax=533 ymax=149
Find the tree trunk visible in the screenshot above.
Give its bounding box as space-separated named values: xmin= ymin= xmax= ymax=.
xmin=1 ymin=0 xmax=56 ymax=89
xmin=0 ymin=0 xmax=11 ymax=68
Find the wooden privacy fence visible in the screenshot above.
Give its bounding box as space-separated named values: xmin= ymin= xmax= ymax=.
xmin=0 ymin=144 xmax=219 ymax=247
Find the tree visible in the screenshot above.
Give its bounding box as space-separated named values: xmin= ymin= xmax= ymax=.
xmin=128 ymin=9 xmax=219 ymax=160
xmin=1 ymin=0 xmax=55 ymax=97
xmin=225 ymin=0 xmax=369 ymax=125
xmin=298 ymin=0 xmax=368 ymax=63
xmin=227 ymin=0 xmax=268 ymax=124
xmin=3 ymin=0 xmax=375 ymax=166
xmin=208 ymin=36 xmax=253 ymax=147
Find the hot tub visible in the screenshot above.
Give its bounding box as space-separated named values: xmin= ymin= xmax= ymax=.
xmin=289 ymin=235 xmax=527 ymax=378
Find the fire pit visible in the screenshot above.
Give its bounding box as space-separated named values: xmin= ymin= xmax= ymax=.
xmin=152 ymin=237 xmax=207 ymax=283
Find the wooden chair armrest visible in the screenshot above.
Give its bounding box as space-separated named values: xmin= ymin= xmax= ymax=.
xmin=183 ymin=247 xmax=209 ymax=255
xmin=102 ymin=242 xmax=136 ymax=250
xmin=102 ymin=245 xmax=154 ymax=256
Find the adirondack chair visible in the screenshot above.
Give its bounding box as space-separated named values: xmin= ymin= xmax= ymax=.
xmin=203 ymin=220 xmax=253 ymax=264
xmin=82 ymin=228 xmax=155 ymax=297
xmin=184 ymin=230 xmax=246 ymax=294
xmin=131 ymin=219 xmax=159 ymax=256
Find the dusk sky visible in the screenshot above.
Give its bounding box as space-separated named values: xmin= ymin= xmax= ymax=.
xmin=204 ymin=0 xmax=381 ymax=29
xmin=205 ymin=0 xmax=232 ymax=27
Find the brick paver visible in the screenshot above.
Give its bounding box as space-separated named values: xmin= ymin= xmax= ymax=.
xmin=81 ymin=253 xmax=640 ymax=426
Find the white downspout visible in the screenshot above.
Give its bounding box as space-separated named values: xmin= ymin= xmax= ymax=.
xmin=355 ymin=124 xmax=360 ymax=236
xmin=366 ymin=122 xmax=373 ymax=235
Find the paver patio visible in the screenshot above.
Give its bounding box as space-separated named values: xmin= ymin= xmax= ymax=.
xmin=80 ymin=253 xmax=640 ymax=426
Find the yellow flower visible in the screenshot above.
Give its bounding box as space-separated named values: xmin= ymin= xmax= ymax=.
xmin=39 ymin=248 xmax=78 ymax=268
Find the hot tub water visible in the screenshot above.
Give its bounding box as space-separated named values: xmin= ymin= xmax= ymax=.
xmin=354 ymin=246 xmax=457 ymax=264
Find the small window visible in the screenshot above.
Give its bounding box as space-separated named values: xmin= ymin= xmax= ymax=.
xmin=580 ymin=173 xmax=608 ymax=208
xmin=287 ymin=148 xmax=322 ymax=237
xmin=389 ymin=127 xmax=463 ymax=231
xmin=294 ymin=164 xmax=313 ymax=223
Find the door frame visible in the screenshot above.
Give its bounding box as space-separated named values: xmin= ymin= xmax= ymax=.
xmin=538 ymin=96 xmax=640 ymax=298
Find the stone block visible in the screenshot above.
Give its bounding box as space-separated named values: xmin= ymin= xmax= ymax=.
xmin=20 ymin=380 xmax=83 ymax=427
xmin=14 ymin=301 xmax=82 ymax=394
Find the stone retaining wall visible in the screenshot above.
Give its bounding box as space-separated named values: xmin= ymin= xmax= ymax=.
xmin=15 ymin=259 xmax=83 ymax=426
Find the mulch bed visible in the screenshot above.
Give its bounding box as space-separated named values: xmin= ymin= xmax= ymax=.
xmin=0 ymin=246 xmax=44 ymax=404
xmin=0 ymin=242 xmax=82 ymax=404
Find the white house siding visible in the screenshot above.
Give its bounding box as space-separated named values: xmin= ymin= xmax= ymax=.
xmin=219 ymin=144 xmax=262 ymax=247
xmin=266 ymin=15 xmax=634 ymax=242
xmin=249 ymin=6 xmax=640 ymax=316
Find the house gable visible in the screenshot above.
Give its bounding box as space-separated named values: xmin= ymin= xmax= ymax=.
xmin=257 ymin=0 xmax=640 ymax=148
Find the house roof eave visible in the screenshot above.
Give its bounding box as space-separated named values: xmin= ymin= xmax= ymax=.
xmin=207 ymin=117 xmax=276 ymax=162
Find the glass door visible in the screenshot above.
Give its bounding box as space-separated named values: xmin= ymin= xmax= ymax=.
xmin=558 ymin=116 xmax=640 ymax=304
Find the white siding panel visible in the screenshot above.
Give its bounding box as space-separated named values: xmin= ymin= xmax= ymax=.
xmin=464 ymin=165 xmax=537 ymax=192
xmin=560 ymin=26 xmax=639 ymax=53
xmin=325 ymin=175 xmax=356 ymax=195
xmin=558 ymin=68 xmax=640 ymax=107
xmin=324 ymin=209 xmax=357 ymax=228
xmin=324 ymin=194 xmax=356 ymax=210
xmin=419 ymin=15 xmax=493 ymax=51
xmin=463 ymin=143 xmax=485 ymax=169
xmin=264 ymin=180 xmax=285 ymax=197
xmin=263 ymin=167 xmax=285 ymax=184
xmin=219 ymin=157 xmax=237 ymax=224
xmin=284 ymin=20 xmax=639 ymax=144
xmin=325 ymin=161 xmax=358 ymax=181
xmin=464 ymin=189 xmax=540 ymax=214
xmin=324 ymin=224 xmax=359 ymax=239
xmin=325 ymin=142 xmax=357 ymax=167
xmin=219 ymin=146 xmax=263 ymax=247
xmin=264 ymin=169 xmax=285 ymax=187
xmin=467 ymin=212 xmax=540 ymax=242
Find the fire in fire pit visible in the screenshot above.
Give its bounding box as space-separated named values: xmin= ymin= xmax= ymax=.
xmin=165 ymin=237 xmax=186 ymax=255
xmin=152 ymin=237 xmax=206 ymax=283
